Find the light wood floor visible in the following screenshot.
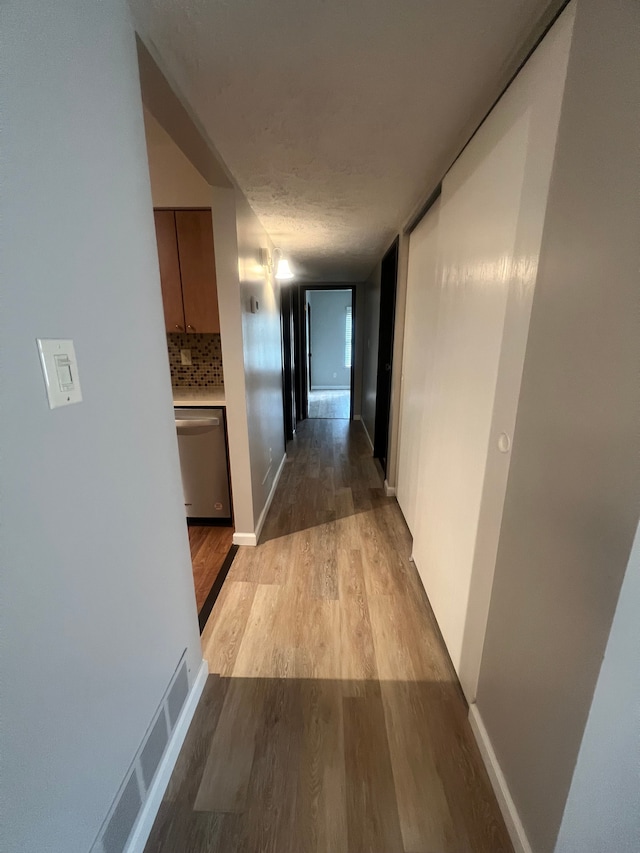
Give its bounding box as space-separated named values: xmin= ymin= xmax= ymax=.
xmin=308 ymin=388 xmax=350 ymax=418
xmin=146 ymin=419 xmax=512 ymax=852
xmin=188 ymin=524 xmax=234 ymax=612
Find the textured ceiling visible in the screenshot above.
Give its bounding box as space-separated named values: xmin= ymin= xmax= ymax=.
xmin=131 ymin=0 xmax=553 ymax=281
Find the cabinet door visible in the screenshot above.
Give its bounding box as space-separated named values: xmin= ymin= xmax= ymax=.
xmin=175 ymin=209 xmax=220 ymax=334
xmin=153 ymin=210 xmax=185 ymax=333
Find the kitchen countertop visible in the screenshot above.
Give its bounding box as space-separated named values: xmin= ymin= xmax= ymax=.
xmin=172 ymin=386 xmax=226 ymax=407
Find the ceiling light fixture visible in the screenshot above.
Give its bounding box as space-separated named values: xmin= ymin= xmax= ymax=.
xmin=275 ymin=258 xmax=294 ymax=281
xmin=273 ymin=248 xmax=295 ymax=281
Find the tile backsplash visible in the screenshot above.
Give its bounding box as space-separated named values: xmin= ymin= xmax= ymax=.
xmin=167 ymin=333 xmax=224 ymax=387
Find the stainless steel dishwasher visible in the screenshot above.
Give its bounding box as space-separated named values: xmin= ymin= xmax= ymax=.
xmin=175 ymin=407 xmax=231 ymax=519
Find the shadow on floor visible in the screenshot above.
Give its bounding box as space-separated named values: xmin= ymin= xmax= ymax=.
xmin=182 ymin=415 xmax=515 ymax=853
xmin=144 ymin=675 xmax=513 ymax=853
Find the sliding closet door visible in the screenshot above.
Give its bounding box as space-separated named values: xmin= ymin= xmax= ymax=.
xmin=396 ymin=198 xmax=440 ymax=534
xmin=410 ymin=9 xmax=574 ymax=700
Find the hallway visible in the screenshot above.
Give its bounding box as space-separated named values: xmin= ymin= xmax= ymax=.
xmin=145 ymin=419 xmax=512 ymax=852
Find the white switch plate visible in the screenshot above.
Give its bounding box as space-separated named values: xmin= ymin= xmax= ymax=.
xmin=180 ymin=348 xmax=192 ymax=366
xmin=37 ymin=339 xmax=83 ymax=409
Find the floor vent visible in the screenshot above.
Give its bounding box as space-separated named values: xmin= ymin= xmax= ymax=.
xmin=91 ymin=650 xmax=189 ymax=853
xmin=102 ymin=771 xmax=142 ymax=853
xmin=139 ymin=710 xmax=169 ymax=791
xmin=167 ymin=660 xmax=188 ymax=729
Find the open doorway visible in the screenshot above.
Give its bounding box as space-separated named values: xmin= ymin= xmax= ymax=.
xmin=302 ymin=286 xmax=355 ymax=419
xmin=139 ymin=57 xmax=236 ymax=634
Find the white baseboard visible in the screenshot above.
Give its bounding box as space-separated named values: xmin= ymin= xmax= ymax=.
xmin=254 ymin=451 xmax=286 ymax=544
xmin=360 ymin=419 xmax=374 ymax=451
xmin=468 ymin=704 xmax=532 ymax=853
xmin=232 ymin=452 xmax=287 ymax=548
xmin=383 ymin=479 xmax=396 ymax=497
xmin=310 ymin=385 xmax=350 ymax=391
xmin=124 ymin=659 xmax=208 ymax=853
xmin=232 ymin=531 xmax=257 ymax=546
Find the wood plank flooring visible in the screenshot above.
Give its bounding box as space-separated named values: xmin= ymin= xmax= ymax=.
xmin=308 ymin=389 xmax=350 ymax=418
xmin=146 ymin=419 xmax=512 ymax=853
xmin=188 ymin=524 xmax=234 ymax=612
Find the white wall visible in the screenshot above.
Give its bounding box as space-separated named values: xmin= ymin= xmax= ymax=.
xmin=361 ymin=263 xmax=381 ymax=445
xmin=396 ymin=199 xmax=440 ymax=534
xmin=476 ymin=1 xmax=640 ymax=849
xmin=308 ymin=290 xmax=352 ymax=389
xmin=236 ymin=193 xmax=286 ymax=532
xmin=212 ymin=188 xmax=286 ymax=543
xmin=405 ymin=6 xmax=573 ymax=692
xmin=143 ymin=107 xmax=212 ymax=207
xmin=210 ymin=187 xmax=256 ymax=539
xmin=1 ymin=2 xmax=203 ymax=850
xmin=554 ymin=523 xmax=640 ymax=853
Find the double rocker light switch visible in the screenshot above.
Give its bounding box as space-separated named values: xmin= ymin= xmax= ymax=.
xmin=37 ymin=339 xmax=83 ymax=409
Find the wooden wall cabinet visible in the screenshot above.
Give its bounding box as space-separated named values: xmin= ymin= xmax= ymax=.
xmin=153 ymin=208 xmax=220 ymax=334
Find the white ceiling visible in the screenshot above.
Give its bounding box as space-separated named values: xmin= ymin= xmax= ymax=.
xmin=131 ymin=0 xmax=555 ymax=281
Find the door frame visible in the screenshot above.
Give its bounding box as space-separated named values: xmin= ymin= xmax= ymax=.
xmin=296 ymin=284 xmax=357 ymax=421
xmin=279 ymin=284 xmax=296 ymax=442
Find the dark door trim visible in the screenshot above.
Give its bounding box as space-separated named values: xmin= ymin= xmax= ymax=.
xmin=291 ymin=285 xmax=303 ymax=424
xmin=297 ymin=284 xmax=356 ymax=421
xmin=306 ymin=302 xmax=312 ymax=398
xmin=373 ymin=238 xmax=399 ymax=473
xmin=280 ymin=284 xmax=296 ymax=442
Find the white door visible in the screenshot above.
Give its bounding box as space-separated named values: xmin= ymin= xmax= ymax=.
xmin=396 ymin=198 xmax=440 ymax=534
xmin=408 ymin=8 xmax=575 ymax=701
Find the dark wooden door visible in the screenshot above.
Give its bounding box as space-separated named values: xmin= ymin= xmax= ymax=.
xmin=373 ymin=238 xmax=399 ymax=474
xmin=292 ymin=285 xmax=304 ymax=423
xmin=280 ymin=286 xmax=296 ymax=441
xmin=306 ymin=302 xmax=312 ymax=391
